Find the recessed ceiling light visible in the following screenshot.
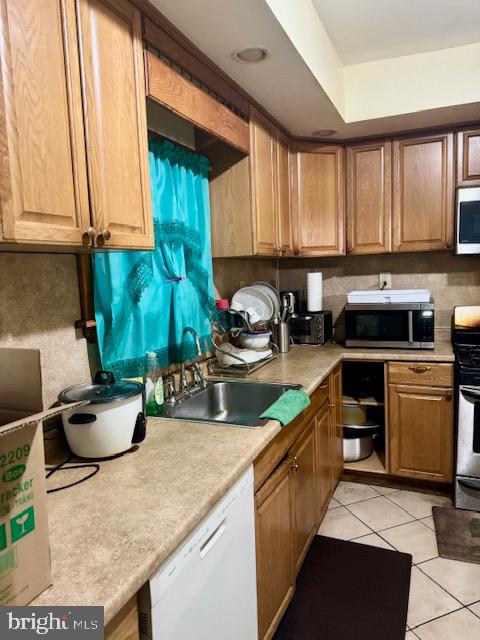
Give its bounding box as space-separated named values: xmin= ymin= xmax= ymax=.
xmin=231 ymin=47 xmax=271 ymax=64
xmin=312 ymin=129 xmax=337 ymax=137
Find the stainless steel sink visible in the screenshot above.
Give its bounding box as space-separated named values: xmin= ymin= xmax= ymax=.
xmin=162 ymin=380 xmax=302 ymax=427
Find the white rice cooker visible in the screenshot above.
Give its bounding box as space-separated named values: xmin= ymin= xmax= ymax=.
xmin=59 ymin=371 xmax=146 ymax=458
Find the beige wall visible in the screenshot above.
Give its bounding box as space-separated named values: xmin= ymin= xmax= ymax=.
xmin=0 ymin=253 xmax=91 ymax=409
xmin=279 ymin=252 xmax=480 ymax=340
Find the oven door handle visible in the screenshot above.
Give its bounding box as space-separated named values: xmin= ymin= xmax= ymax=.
xmin=408 ymin=310 xmax=414 ymax=343
xmin=458 ymin=478 xmax=480 ymax=492
xmin=461 ymin=387 xmax=480 ymax=402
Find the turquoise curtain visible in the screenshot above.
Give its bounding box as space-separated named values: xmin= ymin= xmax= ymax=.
xmin=93 ymin=138 xmax=216 ymax=378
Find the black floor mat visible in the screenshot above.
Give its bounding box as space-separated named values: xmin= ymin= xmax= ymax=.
xmin=274 ymin=535 xmax=411 ymax=640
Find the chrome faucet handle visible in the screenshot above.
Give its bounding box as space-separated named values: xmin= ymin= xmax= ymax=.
xmin=179 ymin=363 xmax=189 ymax=394
xmin=165 ymin=374 xmax=176 ymax=405
xmin=191 ymin=362 xmax=207 ymax=389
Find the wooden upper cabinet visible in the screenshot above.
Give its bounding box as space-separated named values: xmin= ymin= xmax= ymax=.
xmin=0 ymin=0 xmax=90 ymax=246
xmin=392 ymin=133 xmax=454 ymax=252
xmin=346 ymin=140 xmax=392 ymax=254
xmin=457 ymin=129 xmax=480 ymax=186
xmin=291 ymin=143 xmax=345 ymax=256
xmin=276 ymin=131 xmax=292 ymax=256
xmin=250 ymin=108 xmax=277 ymax=256
xmin=77 ymin=0 xmax=153 ymax=249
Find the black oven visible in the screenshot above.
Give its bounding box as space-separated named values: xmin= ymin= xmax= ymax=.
xmin=345 ymin=303 xmax=434 ymax=349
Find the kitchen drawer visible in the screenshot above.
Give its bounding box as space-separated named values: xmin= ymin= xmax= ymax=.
xmin=388 ymin=362 xmax=453 ymax=387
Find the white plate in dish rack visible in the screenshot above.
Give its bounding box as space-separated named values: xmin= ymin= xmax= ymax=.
xmin=251 ymin=281 xmax=280 ymax=316
xmin=231 ymin=287 xmax=274 ymax=323
xmin=347 ymin=289 xmax=431 ymax=304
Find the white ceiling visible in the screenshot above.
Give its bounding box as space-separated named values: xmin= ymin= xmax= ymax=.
xmin=149 ymin=0 xmax=480 ymax=139
xmin=313 ymin=0 xmax=480 ymax=64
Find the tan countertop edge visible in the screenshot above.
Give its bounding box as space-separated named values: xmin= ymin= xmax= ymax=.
xmin=31 ymin=343 xmax=453 ymax=622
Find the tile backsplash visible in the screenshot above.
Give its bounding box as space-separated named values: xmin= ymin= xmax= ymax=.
xmin=279 ymin=252 xmax=480 ymax=340
xmin=0 ymin=253 xmax=91 ymax=408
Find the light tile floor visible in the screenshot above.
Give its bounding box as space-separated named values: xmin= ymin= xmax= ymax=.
xmin=317 ymin=480 xmax=480 ymax=639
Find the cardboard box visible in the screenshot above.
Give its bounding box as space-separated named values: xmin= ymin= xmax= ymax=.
xmin=0 ymin=348 xmax=84 ymax=605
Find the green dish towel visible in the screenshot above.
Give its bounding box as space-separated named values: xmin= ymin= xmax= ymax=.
xmin=260 ymin=389 xmax=311 ymax=426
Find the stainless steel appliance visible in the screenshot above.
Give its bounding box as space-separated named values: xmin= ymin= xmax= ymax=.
xmin=456 ymin=187 xmax=480 ymax=254
xmin=290 ymin=311 xmax=333 ymax=345
xmin=345 ymin=302 xmax=434 ymax=349
xmin=454 ymin=306 xmax=480 ymax=510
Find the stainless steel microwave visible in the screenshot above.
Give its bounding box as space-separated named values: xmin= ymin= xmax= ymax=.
xmin=457 ymin=187 xmax=480 ymax=254
xmin=345 ymin=303 xmax=435 ymax=349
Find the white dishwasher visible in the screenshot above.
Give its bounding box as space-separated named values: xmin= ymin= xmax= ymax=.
xmin=138 ymin=466 xmax=258 ymax=640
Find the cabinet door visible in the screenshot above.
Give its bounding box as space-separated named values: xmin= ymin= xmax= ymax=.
xmin=255 ymin=459 xmax=294 ymax=640
xmin=77 ymin=0 xmax=154 ymax=249
xmin=392 ymin=133 xmax=454 ymax=252
xmin=388 ymin=384 xmax=454 ymax=482
xmin=0 ymin=0 xmax=90 ymax=246
xmin=250 ymin=108 xmax=277 ymax=256
xmin=329 ymin=365 xmax=343 ymax=485
xmin=315 ymin=404 xmax=331 ymax=520
xmin=291 ymin=144 xmax=345 ymax=256
xmin=457 ymin=129 xmax=480 ymax=187
xmin=346 ymin=140 xmax=392 ymax=254
xmin=276 ymin=131 xmax=292 ymax=256
xmin=291 ymin=419 xmax=317 ymax=574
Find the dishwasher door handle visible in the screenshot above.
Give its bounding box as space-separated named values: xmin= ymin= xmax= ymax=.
xmin=200 ymin=520 xmax=227 ymax=559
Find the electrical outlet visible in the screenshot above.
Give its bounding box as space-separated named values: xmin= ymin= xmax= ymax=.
xmin=379 ymin=272 xmax=392 ymax=289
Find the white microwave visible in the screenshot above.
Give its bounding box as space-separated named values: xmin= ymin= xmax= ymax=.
xmin=457 ymin=187 xmax=480 ymax=254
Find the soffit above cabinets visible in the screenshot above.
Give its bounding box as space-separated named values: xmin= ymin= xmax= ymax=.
xmin=313 ymin=0 xmax=480 ymax=65
xmin=149 ymin=0 xmax=480 ymax=139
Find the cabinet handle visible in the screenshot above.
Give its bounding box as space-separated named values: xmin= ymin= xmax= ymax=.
xmin=98 ymin=229 xmax=111 ymax=242
xmin=85 ymin=226 xmax=97 ymax=240
xmin=446 ymin=241 xmax=453 ymax=249
xmin=445 ymin=392 xmax=452 ymax=401
xmin=330 ymin=403 xmax=335 ymax=408
xmin=294 ymin=249 xmax=300 ymax=256
xmin=319 ymin=382 xmax=328 ymax=390
xmin=408 ymin=366 xmax=430 ymax=374
xmin=291 ymin=456 xmax=299 ymax=472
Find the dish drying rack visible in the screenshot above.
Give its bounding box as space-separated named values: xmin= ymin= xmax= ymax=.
xmin=208 ymin=310 xmax=278 ymax=378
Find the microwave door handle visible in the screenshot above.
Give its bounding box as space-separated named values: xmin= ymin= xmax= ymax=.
xmin=408 ymin=310 xmax=414 ymax=343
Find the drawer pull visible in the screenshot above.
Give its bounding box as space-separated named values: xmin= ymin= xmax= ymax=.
xmin=408 ymin=366 xmax=431 ymax=374
xmin=291 ymin=456 xmax=299 ymax=472
xmin=319 ymin=383 xmax=328 ymax=390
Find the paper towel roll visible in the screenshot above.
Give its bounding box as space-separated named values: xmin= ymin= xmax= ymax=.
xmin=307 ymin=272 xmax=323 ymax=311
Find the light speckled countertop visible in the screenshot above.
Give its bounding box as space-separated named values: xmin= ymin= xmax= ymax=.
xmin=32 ymin=343 xmax=453 ymax=621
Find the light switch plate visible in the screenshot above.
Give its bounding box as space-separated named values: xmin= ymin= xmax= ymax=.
xmin=379 ymin=272 xmax=392 ymax=289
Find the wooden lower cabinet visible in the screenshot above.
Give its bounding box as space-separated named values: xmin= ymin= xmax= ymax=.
xmin=255 ymin=459 xmax=295 ymax=640
xmin=315 ymin=405 xmax=331 ymax=520
xmin=254 ymin=372 xmax=343 ymax=640
xmin=105 ymin=596 xmax=139 ymax=640
xmin=291 ymin=418 xmax=317 ymax=574
xmin=329 ymin=364 xmax=343 ymax=484
xmin=388 ymin=383 xmax=454 ymax=482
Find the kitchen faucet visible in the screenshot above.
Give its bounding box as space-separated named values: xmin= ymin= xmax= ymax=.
xmin=179 ymin=327 xmax=207 ymax=395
